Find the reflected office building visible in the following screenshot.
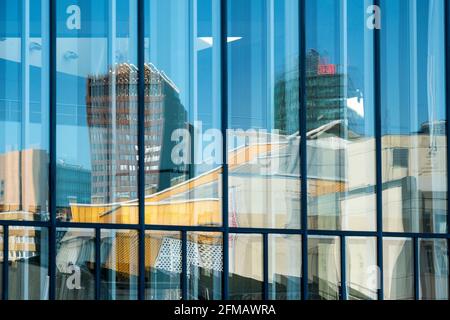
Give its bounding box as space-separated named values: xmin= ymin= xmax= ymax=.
xmin=0 ymin=0 xmax=449 ymax=301
xmin=85 ymin=63 xmax=188 ymax=207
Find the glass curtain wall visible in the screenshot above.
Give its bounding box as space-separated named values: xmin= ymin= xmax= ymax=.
xmin=0 ymin=0 xmax=448 ymax=301
xmin=305 ymin=0 xmax=376 ymax=232
xmin=381 ymin=0 xmax=447 ymax=234
xmin=55 ymin=0 xmax=139 ymax=224
xmin=0 ymin=0 xmax=49 ymax=222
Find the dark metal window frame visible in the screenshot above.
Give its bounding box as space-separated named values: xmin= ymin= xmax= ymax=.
xmin=0 ymin=0 xmax=449 ymax=301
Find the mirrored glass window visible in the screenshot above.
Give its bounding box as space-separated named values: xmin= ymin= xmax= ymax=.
xmin=383 ymin=237 xmax=414 ymax=300
xmin=346 ymin=237 xmax=377 ymax=300
xmin=306 ymin=0 xmax=376 ymax=231
xmin=0 ymin=0 xmax=49 ymax=222
xmin=8 ymin=226 xmax=48 ymax=300
xmin=187 ymin=232 xmax=222 ymax=300
xmin=268 ymin=234 xmax=301 ymax=300
xmin=100 ymin=229 xmax=138 ymax=300
xmin=56 ymin=228 xmax=95 ymax=300
xmin=143 ymin=0 xmax=222 ymax=227
xmin=381 ymin=0 xmax=447 ymax=233
xmin=56 ymin=0 xmax=139 ymax=224
xmin=145 ymin=230 xmax=181 ymax=300
xmin=0 ymin=0 xmax=449 ymax=303
xmin=308 ymin=236 xmax=340 ymax=300
xmin=228 ymin=234 xmax=263 ymax=299
xmin=419 ymin=238 xmax=448 ymax=300
xmin=227 ymin=0 xmax=300 ymax=229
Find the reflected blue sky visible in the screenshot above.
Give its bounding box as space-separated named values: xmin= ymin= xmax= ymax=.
xmin=0 ymin=0 xmax=447 ymax=160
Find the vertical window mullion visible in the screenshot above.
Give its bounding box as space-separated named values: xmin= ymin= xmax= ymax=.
xmin=95 ymin=227 xmax=101 ymax=300
xmin=299 ymin=0 xmax=308 ymax=301
xmin=137 ymin=0 xmax=146 ymax=301
xmin=413 ymin=237 xmax=420 ymax=299
xmin=48 ymin=0 xmax=57 ymax=301
xmin=340 ymin=235 xmax=347 ymax=300
xmin=374 ymin=0 xmax=384 ymax=301
xmin=220 ymin=0 xmax=229 ymax=301
xmin=263 ymin=233 xmax=269 ymax=300
xmin=181 ymin=231 xmax=188 ymax=300
xmin=445 ymin=0 xmax=450 ymax=302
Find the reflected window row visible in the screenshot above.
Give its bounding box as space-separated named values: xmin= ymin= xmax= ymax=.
xmin=0 ymin=227 xmax=447 ymax=300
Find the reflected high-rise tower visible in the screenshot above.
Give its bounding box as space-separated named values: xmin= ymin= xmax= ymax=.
xmin=274 ymin=49 xmax=365 ymax=135
xmin=86 ymin=63 xmax=187 ymax=204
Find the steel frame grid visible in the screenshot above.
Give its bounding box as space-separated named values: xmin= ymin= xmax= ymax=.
xmin=0 ymin=0 xmax=448 ymax=302
xmin=0 ymin=222 xmax=449 ymax=301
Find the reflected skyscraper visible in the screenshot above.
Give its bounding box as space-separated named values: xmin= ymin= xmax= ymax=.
xmin=86 ymin=63 xmax=188 ymax=205
xmin=275 ymin=50 xmax=365 ymax=135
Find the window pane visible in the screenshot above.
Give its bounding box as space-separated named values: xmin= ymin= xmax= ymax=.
xmin=383 ymin=237 xmax=414 ymax=300
xmin=143 ymin=0 xmax=222 ymax=227
xmin=229 ymin=234 xmax=263 ymax=299
xmin=187 ymin=232 xmax=222 ymax=300
xmin=8 ymin=226 xmax=48 ymax=300
xmin=381 ymin=0 xmax=447 ymax=233
xmin=227 ymin=0 xmax=300 ymax=229
xmin=308 ymin=236 xmax=340 ymax=300
xmin=100 ymin=229 xmax=138 ymax=300
xmin=419 ymin=238 xmax=448 ymax=300
xmin=145 ymin=230 xmax=181 ymax=300
xmin=56 ymin=228 xmax=95 ymax=300
xmin=346 ymin=237 xmax=377 ymax=300
xmin=306 ymin=0 xmax=376 ymax=231
xmin=56 ymin=0 xmax=139 ymax=224
xmin=268 ymin=234 xmax=301 ymax=300
xmin=0 ymin=0 xmax=49 ymax=222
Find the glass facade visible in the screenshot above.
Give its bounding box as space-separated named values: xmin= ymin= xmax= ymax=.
xmin=0 ymin=0 xmax=449 ymax=300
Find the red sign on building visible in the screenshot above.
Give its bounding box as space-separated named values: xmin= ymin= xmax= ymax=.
xmin=318 ymin=64 xmax=336 ymax=75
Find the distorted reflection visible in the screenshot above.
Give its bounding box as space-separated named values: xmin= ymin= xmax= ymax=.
xmin=228 ymin=234 xmax=263 ymax=300
xmin=268 ymin=234 xmax=301 ymax=300
xmin=0 ymin=0 xmax=49 ymax=222
xmin=346 ymin=237 xmax=377 ymax=300
xmin=7 ymin=227 xmax=49 ymax=300
xmin=0 ymin=0 xmax=448 ymax=302
xmin=56 ymin=0 xmax=139 ymax=223
xmin=146 ymin=231 xmax=222 ymax=300
xmin=100 ymin=229 xmax=138 ymax=300
xmin=419 ymin=238 xmax=448 ymax=300
xmin=306 ymin=0 xmax=376 ymax=231
xmin=187 ymin=232 xmax=222 ymax=300
xmin=381 ymin=0 xmax=447 ymax=233
xmin=142 ymin=0 xmax=223 ymax=226
xmin=227 ymin=0 xmax=300 ymax=229
xmin=308 ymin=236 xmax=340 ymax=300
xmin=145 ymin=231 xmax=182 ymax=300
xmin=56 ymin=228 xmax=95 ymax=300
xmin=383 ymin=238 xmax=414 ymax=300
